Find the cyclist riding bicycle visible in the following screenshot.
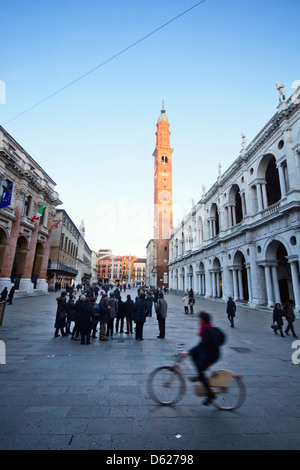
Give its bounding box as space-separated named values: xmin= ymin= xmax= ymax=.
xmin=182 ymin=311 xmax=221 ymax=406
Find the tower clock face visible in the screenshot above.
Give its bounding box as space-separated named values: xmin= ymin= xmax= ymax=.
xmin=158 ymin=190 xmax=172 ymax=203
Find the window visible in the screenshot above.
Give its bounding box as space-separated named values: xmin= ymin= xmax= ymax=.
xmin=0 ymin=179 xmax=12 ymax=200
xmin=23 ymin=195 xmax=31 ymax=216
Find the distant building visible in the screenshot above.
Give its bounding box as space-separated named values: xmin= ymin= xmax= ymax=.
xmin=131 ymin=258 xmax=146 ymax=286
xmin=47 ymin=211 xmax=92 ymax=289
xmin=97 ymin=252 xmax=137 ymax=285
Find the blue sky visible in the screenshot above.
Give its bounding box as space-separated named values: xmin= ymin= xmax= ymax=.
xmin=1 ymin=0 xmax=299 ymax=257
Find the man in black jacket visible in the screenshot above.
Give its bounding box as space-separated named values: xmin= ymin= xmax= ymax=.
xmin=98 ymin=294 xmax=110 ymax=341
xmin=133 ymin=292 xmax=151 ymax=340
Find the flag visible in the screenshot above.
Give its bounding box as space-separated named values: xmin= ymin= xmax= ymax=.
xmin=50 ymin=219 xmax=61 ymax=230
xmin=32 ymin=202 xmax=44 ymax=221
xmin=0 ymin=183 xmax=13 ymax=209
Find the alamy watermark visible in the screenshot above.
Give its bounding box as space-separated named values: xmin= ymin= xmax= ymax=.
xmin=291 ymin=340 xmax=300 ymax=365
xmin=0 ymin=340 xmax=6 ymax=364
xmin=0 ymin=80 xmax=6 ymax=104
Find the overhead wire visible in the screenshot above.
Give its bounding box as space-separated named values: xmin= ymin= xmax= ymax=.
xmin=2 ymin=0 xmax=207 ymax=126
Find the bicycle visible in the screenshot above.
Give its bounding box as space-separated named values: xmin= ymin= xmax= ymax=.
xmin=147 ymin=345 xmax=246 ymax=410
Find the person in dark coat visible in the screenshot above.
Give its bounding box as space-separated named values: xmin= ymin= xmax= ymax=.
xmin=133 ymin=292 xmax=151 ymax=340
xmin=77 ymin=296 xmax=94 ymax=345
xmin=124 ymin=294 xmax=134 ymax=334
xmin=146 ymin=291 xmax=153 ymax=317
xmin=155 ymin=292 xmax=168 ymax=339
xmin=107 ymin=293 xmax=118 ymax=338
xmin=182 ymin=311 xmax=220 ymax=405
xmin=226 ymin=296 xmax=236 ymax=327
xmin=272 ymin=303 xmax=285 ymax=337
xmin=7 ymin=286 xmax=15 ymax=305
xmin=66 ymin=294 xmax=76 ymax=334
xmin=116 ymin=297 xmax=125 ymax=333
xmin=114 ymin=287 xmax=121 ymax=300
xmin=0 ymin=287 xmax=8 ymax=302
xmin=283 ymin=300 xmax=297 ymax=338
xmin=98 ymin=294 xmax=110 ymax=341
xmin=54 ymin=291 xmax=67 ymax=337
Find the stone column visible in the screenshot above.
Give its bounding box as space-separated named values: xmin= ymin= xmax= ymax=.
xmin=271 ymin=265 xmax=281 ymax=304
xmin=238 ymin=269 xmax=244 ymax=300
xmin=278 ymin=164 xmax=287 ymax=197
xmin=246 ymin=264 xmax=253 ymax=304
xmin=256 ymin=184 xmax=263 ymax=212
xmin=232 ymin=268 xmax=239 ymax=300
xmin=261 ymin=183 xmax=268 ymax=209
xmin=19 ymin=219 xmax=40 ymax=293
xmin=264 ymin=264 xmax=274 ymax=308
xmin=289 ymin=261 xmax=300 ymax=314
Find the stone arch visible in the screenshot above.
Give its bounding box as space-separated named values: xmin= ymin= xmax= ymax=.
xmin=0 ymin=227 xmax=8 ymax=277
xmin=257 ymin=153 xmax=281 ymax=207
xmin=186 ymin=225 xmax=193 ymax=251
xmin=211 ymin=256 xmax=222 ymax=297
xmin=232 ymin=249 xmax=249 ymax=300
xmin=31 ymin=242 xmax=44 ymax=287
xmin=228 ymin=184 xmax=243 ymax=224
xmin=209 ymin=203 xmax=220 ymax=237
xmin=196 ymin=216 xmax=203 ymax=245
xmin=187 ymin=263 xmax=194 ymax=290
xmin=264 ymin=239 xmax=293 ymax=304
xmin=11 ymin=235 xmax=29 ymax=287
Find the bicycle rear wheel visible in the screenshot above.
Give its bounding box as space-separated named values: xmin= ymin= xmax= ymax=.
xmin=147 ymin=366 xmax=186 ymax=406
xmin=213 ymin=375 xmax=246 ymax=410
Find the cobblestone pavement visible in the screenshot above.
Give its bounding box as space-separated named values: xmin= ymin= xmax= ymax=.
xmin=0 ymin=290 xmax=300 ymax=451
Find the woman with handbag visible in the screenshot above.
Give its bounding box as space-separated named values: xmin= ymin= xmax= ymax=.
xmin=272 ymin=303 xmax=285 ymax=337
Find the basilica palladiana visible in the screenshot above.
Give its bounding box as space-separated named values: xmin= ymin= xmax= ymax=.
xmin=168 ymin=86 xmax=300 ymax=316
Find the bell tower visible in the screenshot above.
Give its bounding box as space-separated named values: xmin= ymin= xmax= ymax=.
xmin=152 ymin=102 xmax=173 ymax=288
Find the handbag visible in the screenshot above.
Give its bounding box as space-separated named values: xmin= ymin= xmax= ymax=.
xmin=271 ymin=321 xmax=278 ymax=330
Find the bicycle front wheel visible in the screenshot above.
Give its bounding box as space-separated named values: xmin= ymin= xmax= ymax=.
xmin=213 ymin=375 xmax=246 ymax=411
xmin=147 ymin=366 xmax=186 ymax=406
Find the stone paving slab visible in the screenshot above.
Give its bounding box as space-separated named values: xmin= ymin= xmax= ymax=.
xmin=0 ymin=290 xmax=300 ymax=451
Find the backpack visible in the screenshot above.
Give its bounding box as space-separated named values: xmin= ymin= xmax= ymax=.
xmin=213 ymin=327 xmax=226 ymax=346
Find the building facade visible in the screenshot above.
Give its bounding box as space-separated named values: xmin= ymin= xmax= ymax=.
xmin=169 ymin=88 xmax=300 ymax=315
xmin=0 ymin=126 xmax=61 ymax=296
xmin=148 ymin=102 xmax=173 ymax=288
xmin=131 ymin=258 xmax=146 ymax=286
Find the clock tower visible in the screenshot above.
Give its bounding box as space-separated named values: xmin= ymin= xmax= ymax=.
xmin=152 ymin=102 xmax=173 ymax=288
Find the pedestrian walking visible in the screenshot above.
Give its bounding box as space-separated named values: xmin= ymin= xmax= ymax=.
xmin=283 ymin=300 xmax=297 ymax=338
xmin=98 ymin=294 xmax=109 ymax=341
xmin=155 ymin=292 xmax=167 ymax=338
xmin=183 ymin=293 xmax=189 ymax=314
xmin=7 ymin=286 xmax=15 ymax=305
xmin=0 ymin=287 xmax=8 ymax=302
xmin=226 ymin=296 xmax=236 ymax=327
xmin=272 ymin=303 xmax=285 ymax=337
xmin=124 ymin=294 xmax=134 ymax=334
xmin=189 ymin=291 xmax=195 ymax=314
xmin=54 ymin=291 xmax=67 ymax=337
xmin=133 ymin=291 xmax=150 ymax=340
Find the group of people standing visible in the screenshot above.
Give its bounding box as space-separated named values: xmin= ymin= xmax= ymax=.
xmin=54 ymin=286 xmax=168 ymax=344
xmin=183 ymin=289 xmax=195 ymax=315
